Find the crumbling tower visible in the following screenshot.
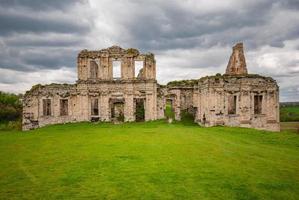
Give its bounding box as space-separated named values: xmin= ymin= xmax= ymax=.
xmin=225 ymin=43 xmax=248 ymax=75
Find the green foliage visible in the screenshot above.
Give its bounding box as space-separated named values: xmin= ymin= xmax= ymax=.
xmin=0 ymin=119 xmax=22 ymax=131
xmin=167 ymin=79 xmax=198 ymax=87
xmin=0 ymin=121 xmax=299 ymax=199
xmin=179 ymin=110 xmax=197 ymax=126
xmin=117 ymin=114 xmax=125 ymax=122
xmin=125 ymin=48 xmax=139 ymax=56
xmin=280 ymin=105 xmax=299 ymax=122
xmin=145 ymin=53 xmax=155 ymax=62
xmin=165 ymin=101 xmax=175 ymax=119
xmin=0 ymin=91 xmax=22 ymax=122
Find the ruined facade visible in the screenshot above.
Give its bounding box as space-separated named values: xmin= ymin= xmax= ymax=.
xmin=23 ymin=46 xmax=162 ymax=130
xmin=166 ymin=43 xmax=280 ymax=131
xmin=23 ymin=43 xmax=280 ymax=131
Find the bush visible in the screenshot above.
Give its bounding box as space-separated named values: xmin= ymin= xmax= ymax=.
xmin=0 ymin=91 xmax=22 ymax=122
xmin=0 ymin=120 xmax=22 ymax=131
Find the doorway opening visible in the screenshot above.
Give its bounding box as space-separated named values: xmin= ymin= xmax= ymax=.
xmin=165 ymin=99 xmax=175 ymax=119
xmin=135 ymin=98 xmax=145 ymax=122
xmin=110 ymin=99 xmax=124 ymax=122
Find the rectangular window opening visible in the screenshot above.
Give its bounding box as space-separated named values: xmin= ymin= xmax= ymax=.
xmin=60 ymin=99 xmax=68 ymax=116
xmin=113 ymin=61 xmax=121 ymax=78
xmin=254 ymin=95 xmax=263 ymax=114
xmin=91 ymin=99 xmax=99 ymax=116
xmin=43 ymin=99 xmax=51 ymax=116
xmin=90 ymin=60 xmax=98 ymax=79
xmin=228 ymin=95 xmax=237 ymax=114
xmin=135 ymin=61 xmax=143 ymax=78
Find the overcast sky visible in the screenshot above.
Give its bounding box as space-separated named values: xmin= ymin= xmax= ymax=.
xmin=0 ymin=0 xmax=298 ymax=102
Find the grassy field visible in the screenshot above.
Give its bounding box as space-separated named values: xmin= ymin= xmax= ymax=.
xmin=0 ymin=120 xmax=299 ymax=200
xmin=280 ymin=122 xmax=299 ymax=133
xmin=280 ymin=105 xmax=299 ymax=122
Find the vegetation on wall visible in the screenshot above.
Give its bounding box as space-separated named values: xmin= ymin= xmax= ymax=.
xmin=167 ymin=79 xmax=199 ymax=87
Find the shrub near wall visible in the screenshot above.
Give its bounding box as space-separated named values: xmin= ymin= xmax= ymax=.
xmin=0 ymin=91 xmax=22 ymax=130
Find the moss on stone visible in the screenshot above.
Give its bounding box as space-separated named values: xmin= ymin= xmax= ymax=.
xmin=167 ymin=79 xmax=198 ymax=87
xmin=198 ymin=73 xmax=275 ymax=83
xmin=145 ymin=53 xmax=155 ymax=62
xmin=126 ymin=48 xmax=139 ymax=56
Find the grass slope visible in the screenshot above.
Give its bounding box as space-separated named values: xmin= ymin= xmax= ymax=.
xmin=280 ymin=105 xmax=299 ymax=122
xmin=0 ymin=121 xmax=299 ymax=200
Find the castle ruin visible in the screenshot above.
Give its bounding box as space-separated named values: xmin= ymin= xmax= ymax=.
xmin=22 ymin=43 xmax=280 ymax=131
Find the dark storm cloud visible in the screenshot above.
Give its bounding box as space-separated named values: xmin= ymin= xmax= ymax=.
xmin=0 ymin=0 xmax=87 ymax=11
xmin=0 ymin=0 xmax=298 ymax=101
xmin=0 ymin=12 xmax=90 ymax=36
xmin=0 ymin=1 xmax=90 ymax=35
xmin=0 ymin=45 xmax=79 ymax=71
xmin=22 ymin=49 xmax=77 ymax=69
xmin=0 ymin=0 xmax=91 ymax=73
xmin=115 ymin=0 xmax=299 ymax=51
xmin=279 ymin=0 xmax=299 ymax=9
xmin=5 ymin=33 xmax=83 ymax=47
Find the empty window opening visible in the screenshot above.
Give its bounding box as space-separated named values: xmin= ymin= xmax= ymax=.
xmin=254 ymin=95 xmax=263 ymax=114
xmin=135 ymin=61 xmax=143 ymax=78
xmin=90 ymin=60 xmax=98 ymax=79
xmin=228 ymin=95 xmax=237 ymax=114
xmin=91 ymin=99 xmax=99 ymax=116
xmin=60 ymin=99 xmax=68 ymax=116
xmin=43 ymin=99 xmax=51 ymax=116
xmin=113 ymin=61 xmax=121 ymax=78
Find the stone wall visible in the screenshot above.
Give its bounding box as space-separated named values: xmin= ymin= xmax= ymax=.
xmin=22 ymin=43 xmax=280 ymax=132
xmin=165 ymin=87 xmax=195 ymax=120
xmin=194 ymin=74 xmax=280 ymax=131
xmin=22 ymin=46 xmax=159 ymax=130
xmin=77 ymin=46 xmax=156 ymax=81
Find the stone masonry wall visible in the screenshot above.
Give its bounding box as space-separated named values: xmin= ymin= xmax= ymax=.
xmin=23 ymin=43 xmax=280 ymax=132
xmin=194 ymin=75 xmax=280 ymax=131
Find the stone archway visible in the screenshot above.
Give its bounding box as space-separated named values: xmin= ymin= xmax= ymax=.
xmin=110 ymin=98 xmax=124 ymax=122
xmin=165 ymin=92 xmax=181 ymax=121
xmin=165 ymin=97 xmax=175 ymax=119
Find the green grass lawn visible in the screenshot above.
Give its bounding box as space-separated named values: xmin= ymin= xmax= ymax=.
xmin=0 ymin=120 xmax=299 ymax=200
xmin=281 ymin=122 xmax=299 ymax=133
xmin=280 ymin=105 xmax=299 ymax=122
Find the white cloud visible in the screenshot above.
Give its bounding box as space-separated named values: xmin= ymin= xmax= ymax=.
xmin=0 ymin=0 xmax=298 ymax=102
xmin=0 ymin=67 xmax=76 ymax=93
